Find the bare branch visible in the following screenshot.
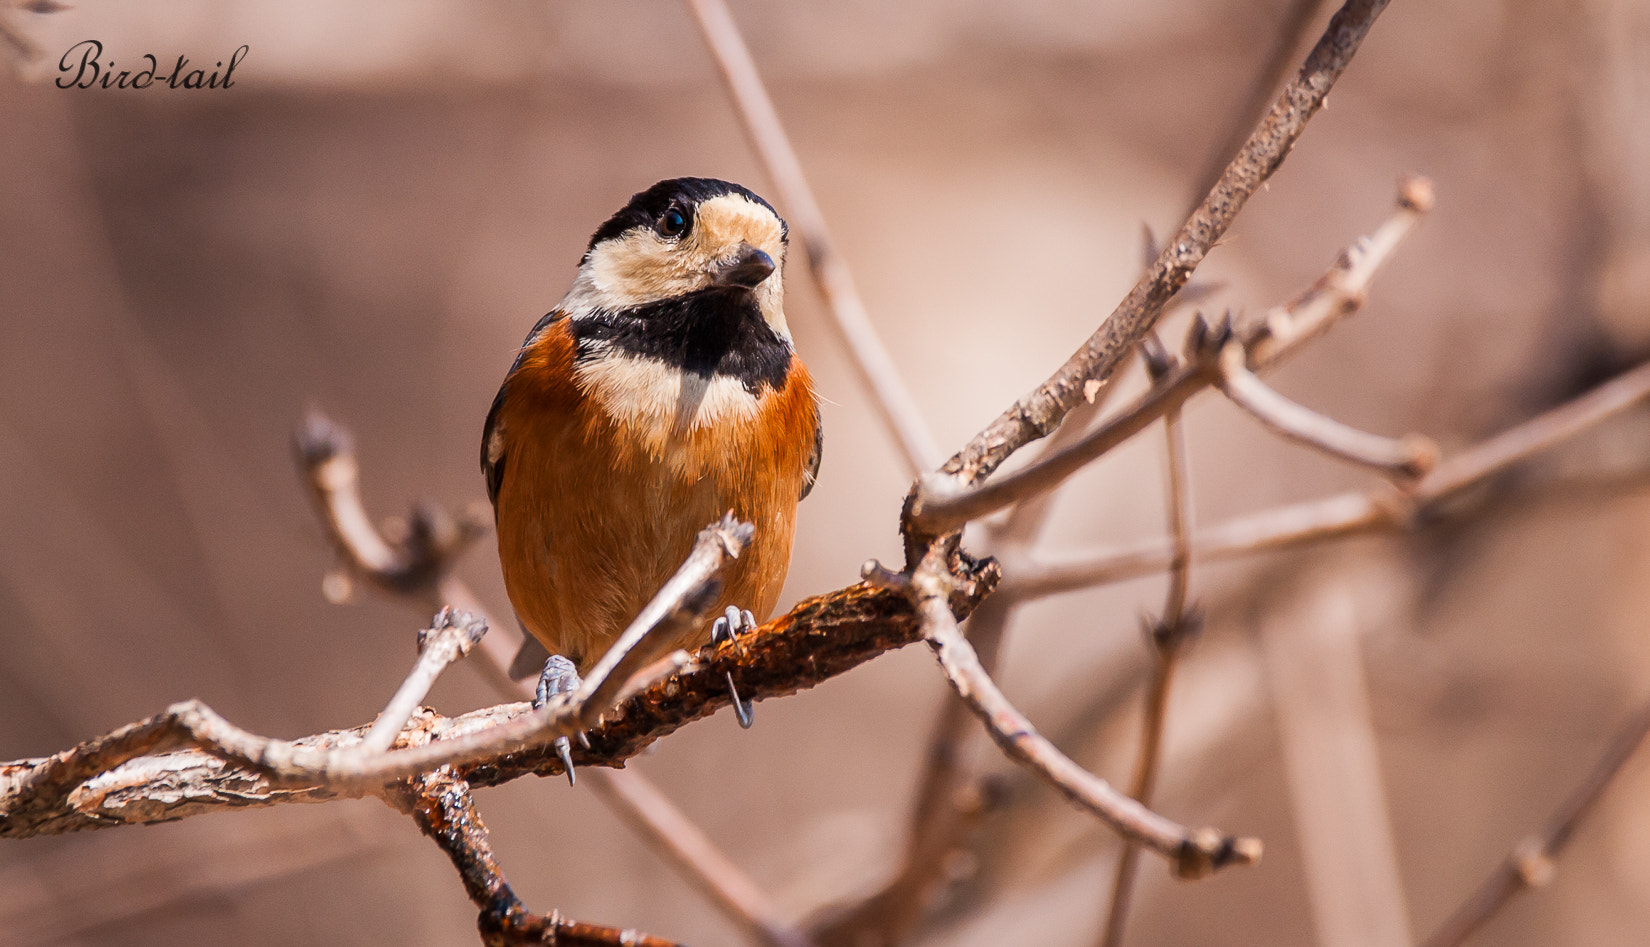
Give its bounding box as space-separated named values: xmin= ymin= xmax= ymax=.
xmin=910 ymin=171 xmax=1429 ymax=538
xmin=684 ymin=0 xmax=940 ymax=475
xmin=295 ymin=410 xmax=523 ymax=688
xmin=1100 ymin=387 xmax=1199 ymax=947
xmin=1181 ymin=0 xmax=1331 ymax=217
xmin=913 ymin=359 xmax=1216 ymax=536
xmin=0 ymin=562 xmax=999 ymax=839
xmin=295 ymin=410 xmax=488 ymax=601
xmin=1003 ymin=492 xmax=1385 ymax=601
xmin=911 ymin=552 xmax=1258 ymax=879
xmin=920 ymin=0 xmax=1394 ymax=531
xmin=593 ymin=768 xmax=814 ymax=947
xmin=1218 ymin=342 xmax=1438 ymax=481
xmin=1417 ymin=358 xmax=1650 ymax=503
xmin=392 ymin=767 xmax=684 ymax=947
xmin=1004 ymin=355 xmax=1650 ymax=601
xmin=0 ymin=15 xmax=39 ymax=62
xmin=1419 ymin=697 xmax=1650 ymax=947
xmin=363 ymin=607 xmax=489 ymax=754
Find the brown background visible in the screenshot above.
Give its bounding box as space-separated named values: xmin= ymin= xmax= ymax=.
xmin=3 ymin=1 xmax=1650 ymax=944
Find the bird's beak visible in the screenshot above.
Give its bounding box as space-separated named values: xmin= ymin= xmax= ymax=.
xmin=710 ymin=243 xmax=775 ymax=289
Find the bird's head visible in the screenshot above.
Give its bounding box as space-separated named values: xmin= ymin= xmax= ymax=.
xmin=563 ymin=177 xmax=790 ymax=339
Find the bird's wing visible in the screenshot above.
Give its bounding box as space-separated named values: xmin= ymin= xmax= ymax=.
xmin=801 ymin=403 xmax=823 ymax=501
xmin=482 ymin=310 xmax=565 ymax=509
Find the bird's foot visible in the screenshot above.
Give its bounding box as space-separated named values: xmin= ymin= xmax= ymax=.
xmin=710 ymin=605 xmax=758 ymax=729
xmin=532 ymin=654 xmax=587 ymax=786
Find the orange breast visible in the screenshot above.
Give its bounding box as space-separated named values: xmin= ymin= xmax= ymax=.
xmin=492 ymin=319 xmax=817 ymax=670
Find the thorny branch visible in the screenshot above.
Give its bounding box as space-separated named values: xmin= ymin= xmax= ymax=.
xmin=1419 ymin=698 xmax=1650 ymax=947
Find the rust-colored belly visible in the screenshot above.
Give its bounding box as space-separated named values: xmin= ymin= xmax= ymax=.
xmin=493 ymin=325 xmax=812 ymax=671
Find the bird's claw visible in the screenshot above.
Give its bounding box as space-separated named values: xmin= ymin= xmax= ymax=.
xmin=532 ymin=654 xmax=584 ymax=786
xmin=710 ymin=605 xmax=757 ymax=729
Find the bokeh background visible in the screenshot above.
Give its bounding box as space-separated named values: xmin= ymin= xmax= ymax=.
xmin=4 ymin=1 xmax=1650 ymax=944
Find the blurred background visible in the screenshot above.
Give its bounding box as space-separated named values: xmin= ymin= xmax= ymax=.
xmin=3 ymin=0 xmax=1650 ymax=944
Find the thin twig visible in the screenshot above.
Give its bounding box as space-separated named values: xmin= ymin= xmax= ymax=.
xmin=0 ymin=15 xmax=39 ymax=62
xmin=593 ymin=768 xmax=814 ymax=947
xmin=910 ymin=171 xmax=1429 ymax=538
xmin=1099 ymin=381 xmax=1198 ymax=947
xmin=294 ymin=411 xmax=516 ymax=685
xmin=576 ymin=514 xmax=751 ymax=713
xmin=393 ymin=767 xmax=684 ymax=947
xmin=912 ymin=358 xmax=1217 ymax=536
xmin=1002 ymin=491 xmax=1384 ymax=601
xmin=1218 ymin=342 xmax=1438 ymax=481
xmin=913 ymin=0 xmax=1394 ymax=559
xmin=1003 ymin=356 xmax=1650 ymax=601
xmin=685 ymin=0 xmax=940 ymax=475
xmin=911 ymin=551 xmax=1259 ymax=879
xmin=1420 ymin=697 xmax=1650 ymax=947
xmin=362 ymin=608 xmax=489 ymax=754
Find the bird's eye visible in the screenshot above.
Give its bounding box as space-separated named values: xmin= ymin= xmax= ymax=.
xmin=658 ymin=207 xmax=688 ymax=238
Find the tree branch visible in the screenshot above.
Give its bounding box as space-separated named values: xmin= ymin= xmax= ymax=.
xmin=392 ymin=767 xmax=685 ymax=947
xmin=911 ymin=552 xmax=1259 ymax=879
xmin=684 ymin=0 xmax=941 ymax=475
xmin=1002 ymin=355 xmax=1650 ymax=601
xmin=1217 ymin=341 xmax=1438 ymax=481
xmin=0 ymin=562 xmax=999 ymax=839
xmin=915 ymin=0 xmax=1394 ymax=537
xmin=296 ymin=413 xmax=813 ymax=947
xmin=1099 ymin=363 xmax=1200 ymax=947
xmin=591 ymin=768 xmax=815 ymax=947
xmin=363 ymin=607 xmax=490 ymax=753
xmin=1419 ymin=697 xmax=1650 ymax=947
xmin=909 ymin=170 xmax=1429 ymax=538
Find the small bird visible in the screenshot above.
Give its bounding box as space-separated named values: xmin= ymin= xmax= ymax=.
xmin=482 ymin=178 xmax=821 ymax=755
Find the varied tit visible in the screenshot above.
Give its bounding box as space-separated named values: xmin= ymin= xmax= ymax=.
xmin=482 ymin=177 xmax=821 ymax=753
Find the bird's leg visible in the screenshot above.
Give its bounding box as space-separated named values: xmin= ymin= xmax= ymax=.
xmin=532 ymin=654 xmax=585 ymax=786
xmin=710 ymin=605 xmax=757 ymax=729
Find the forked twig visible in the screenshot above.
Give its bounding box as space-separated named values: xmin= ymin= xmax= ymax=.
xmin=911 ymin=552 xmax=1259 ymax=879
xmin=1003 ymin=356 xmax=1650 ymax=601
xmin=910 ymin=170 xmax=1429 ymax=538
xmin=920 ymin=0 xmax=1394 ymax=520
xmin=362 ymin=608 xmax=490 ymax=754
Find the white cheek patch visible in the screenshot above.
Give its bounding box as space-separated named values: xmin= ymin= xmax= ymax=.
xmin=560 ymin=193 xmax=790 ymax=339
xmin=576 ymin=351 xmax=760 ymax=445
